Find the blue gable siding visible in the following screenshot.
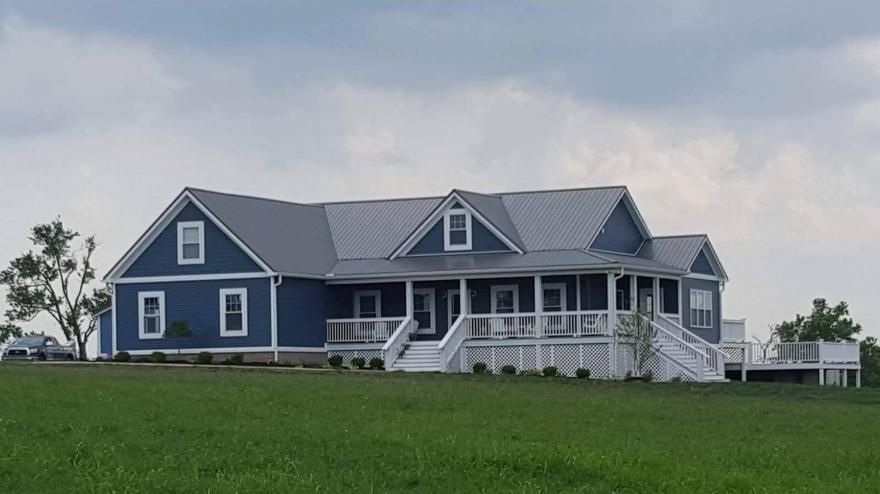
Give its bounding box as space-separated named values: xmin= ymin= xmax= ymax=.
xmin=407 ymin=218 xmax=510 ymax=256
xmin=590 ymin=200 xmax=644 ymax=254
xmin=681 ymin=277 xmax=721 ymax=344
xmin=123 ymin=202 xmax=262 ymax=278
xmin=690 ymin=249 xmax=717 ymax=276
xmin=99 ymin=311 xmax=112 ymax=355
xmin=115 ymin=277 xmax=271 ymax=351
xmin=277 ymin=277 xmax=328 ymax=348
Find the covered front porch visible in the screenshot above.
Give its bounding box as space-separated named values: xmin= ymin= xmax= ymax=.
xmin=324 ymin=272 xmax=683 ymax=346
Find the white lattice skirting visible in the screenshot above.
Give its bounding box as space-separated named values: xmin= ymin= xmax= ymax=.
xmin=458 ymin=343 xmax=612 ymax=378
xmin=329 ymin=349 xmax=384 ymax=367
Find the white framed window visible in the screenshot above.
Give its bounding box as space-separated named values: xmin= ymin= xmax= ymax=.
xmin=491 ymin=285 xmax=519 ymax=314
xmin=219 ymin=288 xmax=248 ymax=337
xmin=542 ymin=283 xmax=567 ymax=312
xmin=413 ymin=288 xmax=436 ymax=334
xmin=138 ymin=291 xmax=165 ymax=339
xmin=689 ymin=289 xmax=713 ymax=329
xmin=443 ymin=208 xmax=472 ymax=251
xmin=354 ymin=290 xmax=381 ymax=319
xmin=177 ymin=221 xmax=205 ymax=265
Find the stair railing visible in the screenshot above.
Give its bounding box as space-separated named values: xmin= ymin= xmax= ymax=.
xmin=657 ymin=314 xmax=727 ymax=376
xmin=638 ymin=314 xmax=709 ymax=380
xmin=438 ymin=314 xmax=467 ymax=372
xmin=382 ymin=316 xmax=418 ymax=369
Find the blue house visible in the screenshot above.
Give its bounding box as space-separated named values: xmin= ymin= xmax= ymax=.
xmin=100 ymin=186 xmax=736 ymax=381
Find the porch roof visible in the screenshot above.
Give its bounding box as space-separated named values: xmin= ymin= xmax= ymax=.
xmin=328 ymin=249 xmax=687 ymax=278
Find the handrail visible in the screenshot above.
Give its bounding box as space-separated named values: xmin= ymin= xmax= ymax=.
xmin=326 ymin=317 xmax=405 ymax=343
xmin=382 ymin=316 xmax=418 ymax=369
xmin=640 ymin=315 xmax=712 ymax=380
xmin=643 ymin=315 xmax=709 ymax=359
xmin=438 ymin=314 xmax=467 ymax=372
xmin=657 ymin=314 xmax=727 ymax=375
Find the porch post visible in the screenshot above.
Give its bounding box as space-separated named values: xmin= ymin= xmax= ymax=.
xmin=652 ymin=277 xmax=661 ymax=320
xmin=843 ymin=369 xmax=848 ymax=388
xmin=741 ymin=344 xmax=748 ymax=382
xmin=459 ymin=278 xmax=468 ymax=315
xmin=630 ymin=275 xmax=637 ymax=313
xmin=534 ymin=275 xmax=543 ymax=337
xmin=857 ymin=370 xmax=862 ymax=388
xmin=818 ymin=367 xmax=825 ymax=386
xmin=405 ymin=280 xmax=414 ymax=321
xmin=607 ymin=272 xmax=617 ymax=379
xmin=576 ymin=274 xmax=582 ymax=312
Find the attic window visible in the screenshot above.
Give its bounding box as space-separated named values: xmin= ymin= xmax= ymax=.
xmin=177 ymin=221 xmax=205 ymax=265
xmin=444 ymin=208 xmax=472 ymax=251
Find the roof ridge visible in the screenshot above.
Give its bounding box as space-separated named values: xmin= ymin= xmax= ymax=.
xmin=315 ymin=194 xmax=445 ymax=206
xmin=494 ymin=185 xmax=627 ymax=196
xmin=186 ymin=187 xmax=325 ymax=209
xmin=454 ymin=188 xmax=502 ymax=199
xmin=650 ymin=234 xmax=708 ymax=240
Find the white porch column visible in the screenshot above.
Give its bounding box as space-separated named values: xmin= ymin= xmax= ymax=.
xmin=843 ymin=370 xmax=848 ymax=388
xmin=741 ymin=344 xmax=749 ymax=382
xmin=818 ymin=368 xmax=825 ymax=386
xmin=534 ymin=275 xmax=543 ymax=337
xmin=576 ymin=274 xmax=582 ymax=312
xmin=652 ymin=277 xmax=661 ymax=320
xmin=630 ymin=275 xmax=637 ymax=313
xmin=405 ymin=280 xmax=414 ymax=321
xmin=857 ymin=370 xmax=862 ymax=388
xmin=459 ymin=278 xmax=468 ymax=315
xmin=607 ymin=272 xmax=618 ymax=379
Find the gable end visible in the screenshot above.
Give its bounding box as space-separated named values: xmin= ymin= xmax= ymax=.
xmin=589 ymin=198 xmax=647 ymax=255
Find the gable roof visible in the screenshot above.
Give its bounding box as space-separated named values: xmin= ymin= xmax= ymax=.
xmin=637 ymin=234 xmax=728 ymax=281
xmin=455 ymin=190 xmax=525 ymax=250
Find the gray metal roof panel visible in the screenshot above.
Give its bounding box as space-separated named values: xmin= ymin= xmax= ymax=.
xmin=637 ymin=235 xmax=707 ymax=271
xmin=500 ymin=187 xmax=625 ymax=251
xmin=455 ymin=190 xmax=525 ymax=250
xmin=323 ymin=197 xmax=443 ymax=260
xmin=588 ymin=250 xmax=687 ymax=273
xmin=188 ymin=188 xmax=338 ymax=275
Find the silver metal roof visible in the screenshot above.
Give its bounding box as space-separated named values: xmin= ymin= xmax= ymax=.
xmin=455 ymin=189 xmax=525 ymax=250
xmin=636 ymin=235 xmax=707 ymax=271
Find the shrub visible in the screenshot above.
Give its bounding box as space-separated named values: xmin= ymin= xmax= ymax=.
xmin=472 ymin=362 xmax=489 ymax=374
xmin=328 ymin=355 xmax=343 ymax=367
xmin=500 ymin=364 xmax=517 ymax=375
xmin=542 ymin=366 xmax=559 ymax=377
xmin=196 ymin=352 xmax=213 ymax=365
xmin=670 ymin=376 xmax=683 ymax=383
xmin=226 ymin=353 xmax=245 ymax=366
xmin=642 ymin=370 xmax=654 ymax=382
xmin=369 ymin=357 xmax=384 ymax=370
xmin=520 ymin=368 xmax=543 ymax=377
xmin=114 ymin=351 xmax=131 ymax=362
xmin=575 ymin=368 xmax=591 ymax=379
xmin=351 ymin=357 xmax=366 ymax=370
xmin=149 ymin=352 xmax=167 ymax=364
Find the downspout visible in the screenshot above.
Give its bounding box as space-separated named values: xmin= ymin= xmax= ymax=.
xmin=271 ymin=274 xmax=283 ymax=363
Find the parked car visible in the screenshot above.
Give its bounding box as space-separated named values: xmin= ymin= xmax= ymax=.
xmin=2 ymin=336 xmax=76 ymax=361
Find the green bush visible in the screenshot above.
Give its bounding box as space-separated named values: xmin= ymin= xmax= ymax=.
xmin=500 ymin=364 xmax=517 ymax=375
xmin=670 ymin=376 xmax=683 ymax=383
xmin=351 ymin=357 xmax=366 ymax=369
xmin=369 ymin=357 xmax=384 ymax=370
xmin=575 ymin=368 xmax=591 ymax=379
xmin=643 ymin=370 xmax=654 ymax=382
xmin=196 ymin=352 xmax=213 ymax=365
xmin=472 ymin=362 xmax=489 ymax=374
xmin=149 ymin=352 xmax=166 ymax=364
xmin=328 ymin=355 xmax=343 ymax=367
xmin=114 ymin=351 xmax=131 ymax=362
xmin=542 ymin=366 xmax=559 ymax=377
xmin=520 ymin=368 xmax=543 ymax=377
xmin=226 ymin=353 xmax=245 ymax=366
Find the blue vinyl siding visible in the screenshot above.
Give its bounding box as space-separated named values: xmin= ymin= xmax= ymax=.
xmin=690 ymin=250 xmax=717 ymax=276
xmin=407 ymin=218 xmax=511 ymax=256
xmin=469 ymin=277 xmax=536 ymax=314
xmin=123 ymin=202 xmax=262 ymax=278
xmin=115 ymin=277 xmax=271 ymax=351
xmin=327 ymin=282 xmax=406 ymax=319
xmin=590 ymin=200 xmax=644 ymax=254
xmin=681 ymin=277 xmax=721 ymax=343
xmin=99 ymin=311 xmax=112 ymax=355
xmin=277 ymin=277 xmax=328 ymax=348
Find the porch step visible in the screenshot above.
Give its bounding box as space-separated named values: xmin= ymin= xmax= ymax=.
xmin=391 ymin=341 xmax=442 ymax=372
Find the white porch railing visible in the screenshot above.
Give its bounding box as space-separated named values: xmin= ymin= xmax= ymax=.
xmin=382 ymin=317 xmax=419 ymax=369
xmin=438 ymin=314 xmax=467 ymax=372
xmin=465 ymin=313 xmax=538 ymax=339
xmin=326 ymin=317 xmax=405 ymax=343
xmin=657 ymin=314 xmax=727 ymax=376
xmin=724 ymin=341 xmax=860 ymax=366
xmin=541 ymin=311 xmax=610 ymax=337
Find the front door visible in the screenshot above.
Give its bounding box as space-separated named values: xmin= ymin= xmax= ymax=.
xmin=413 ymin=288 xmax=436 ymax=334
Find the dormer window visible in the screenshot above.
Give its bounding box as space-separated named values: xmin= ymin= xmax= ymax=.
xmin=444 ymin=208 xmax=472 ymax=251
xmin=177 ymin=221 xmax=205 ymax=265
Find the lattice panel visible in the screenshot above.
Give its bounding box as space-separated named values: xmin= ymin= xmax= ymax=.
xmin=723 ymin=347 xmax=745 ymax=364
xmin=615 ymin=346 xmax=696 ymax=382
xmin=329 ymin=350 xmax=383 ymax=367
xmin=463 ymin=343 xmax=611 ymax=377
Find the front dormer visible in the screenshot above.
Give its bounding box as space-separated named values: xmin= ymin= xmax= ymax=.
xmin=443 ymin=203 xmax=471 ymax=251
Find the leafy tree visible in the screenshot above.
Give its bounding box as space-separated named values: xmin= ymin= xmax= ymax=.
xmin=164 ymin=320 xmax=192 ymax=356
xmin=617 ymin=314 xmax=657 ymax=378
xmin=0 ymin=218 xmax=110 ymax=360
xmin=1 ymin=322 xmax=23 ymax=345
xmin=860 ymin=337 xmax=880 ymax=388
xmin=772 ymin=299 xmax=861 ymax=342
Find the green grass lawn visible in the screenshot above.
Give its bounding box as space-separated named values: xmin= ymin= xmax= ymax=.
xmin=1 ymin=364 xmax=879 ymax=493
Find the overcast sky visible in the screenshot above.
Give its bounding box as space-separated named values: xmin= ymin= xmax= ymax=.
xmin=1 ymin=2 xmax=878 ymax=355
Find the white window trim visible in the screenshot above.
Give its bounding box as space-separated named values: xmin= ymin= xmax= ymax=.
xmin=491 ymin=284 xmax=520 ymax=314
xmin=138 ymin=291 xmax=165 ymax=340
xmin=446 ymin=289 xmax=471 ymax=325
xmin=542 ymin=282 xmax=567 ymax=312
xmin=443 ymin=209 xmax=472 ymax=251
xmin=177 ymin=221 xmax=205 ymax=265
xmin=689 ymin=289 xmax=713 ymax=329
xmin=413 ymin=287 xmax=436 ymax=334
xmin=219 ymin=288 xmax=249 ymax=337
xmin=354 ymin=290 xmax=382 ymax=318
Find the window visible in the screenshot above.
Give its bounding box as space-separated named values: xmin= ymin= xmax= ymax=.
xmin=491 ymin=285 xmax=519 ymax=314
xmin=354 ymin=290 xmax=381 ymax=319
xmin=220 ymin=288 xmax=248 ymax=337
xmin=542 ymin=283 xmax=567 ymax=312
xmin=689 ymin=289 xmax=713 ymax=328
xmin=443 ymin=208 xmax=472 ymax=251
xmin=413 ymin=288 xmax=436 ymax=334
xmin=177 ymin=221 xmax=205 ymax=265
xmin=138 ymin=291 xmax=165 ymax=339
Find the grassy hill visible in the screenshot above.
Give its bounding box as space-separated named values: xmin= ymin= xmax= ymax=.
xmin=1 ymin=364 xmax=878 ymax=493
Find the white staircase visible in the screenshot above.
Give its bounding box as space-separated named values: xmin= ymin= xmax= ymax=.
xmin=654 ymin=338 xmax=727 ymax=382
xmin=391 ymin=340 xmax=442 ymax=372
xmin=648 ymin=314 xmax=729 ymax=383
